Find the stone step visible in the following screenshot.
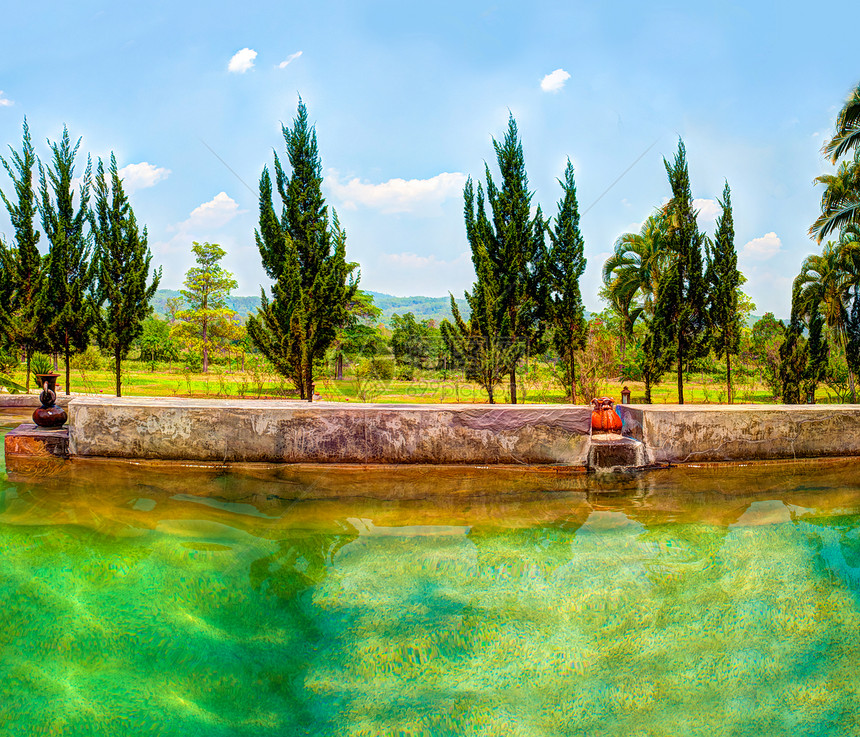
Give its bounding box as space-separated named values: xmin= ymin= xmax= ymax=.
xmin=588 ymin=433 xmax=646 ymax=471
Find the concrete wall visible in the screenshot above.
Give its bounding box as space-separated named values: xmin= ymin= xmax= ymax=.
xmin=68 ymin=397 xmax=592 ymax=466
xmin=618 ymin=404 xmax=860 ymax=464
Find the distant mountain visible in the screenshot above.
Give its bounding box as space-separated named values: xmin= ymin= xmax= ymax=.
xmin=365 ymin=291 xmax=470 ymax=326
xmin=149 ymin=289 xmax=470 ymax=326
xmin=150 ymin=290 xmax=262 ymax=320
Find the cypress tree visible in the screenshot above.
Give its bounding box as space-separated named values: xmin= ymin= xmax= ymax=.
xmin=444 ymin=115 xmax=545 ymax=404
xmin=247 ymin=99 xmax=358 ymax=399
xmin=441 ymin=181 xmax=509 ymax=403
xmin=547 ymin=159 xmax=587 ymax=402
xmin=0 ymin=118 xmax=43 ymax=388
xmin=780 ymin=283 xmax=807 ymax=404
xmin=804 ymin=308 xmax=828 ymax=402
xmin=92 ymin=154 xmax=162 ymax=396
xmin=36 ymin=127 xmax=96 ymax=395
xmin=651 ymin=140 xmax=708 ymax=404
xmin=706 ymin=182 xmax=743 ymax=403
xmin=847 ymin=286 xmax=860 ymax=383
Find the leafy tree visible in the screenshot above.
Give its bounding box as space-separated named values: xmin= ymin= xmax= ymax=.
xmin=171 ymin=242 xmax=243 ymax=372
xmin=137 ymin=317 xmax=180 ymax=368
xmin=36 ymin=126 xmax=96 ymax=395
xmin=651 ymin=140 xmax=709 ymax=404
xmin=547 ymin=159 xmax=587 ymax=402
xmin=751 ymin=312 xmax=785 ymax=398
xmin=391 ymin=312 xmax=433 ymax=371
xmin=92 ymin=154 xmax=161 ymax=395
xmin=247 ymin=99 xmax=358 ymax=399
xmin=334 ymin=288 xmax=382 ymax=379
xmin=0 ymin=118 xmax=43 ymax=389
xmin=706 ymin=182 xmax=743 ymax=403
xmin=444 ymin=116 xmax=546 ymax=404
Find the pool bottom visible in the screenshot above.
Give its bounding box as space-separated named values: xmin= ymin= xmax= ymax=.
xmin=1 ymin=460 xmax=860 ymax=735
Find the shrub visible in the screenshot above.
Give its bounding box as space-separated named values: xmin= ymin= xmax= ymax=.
xmin=74 ymin=345 xmax=102 ymax=371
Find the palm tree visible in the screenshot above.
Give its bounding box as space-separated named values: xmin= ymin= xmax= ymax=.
xmin=602 ymin=213 xmax=671 ymax=401
xmin=794 ymin=240 xmax=856 ymax=401
xmin=824 ymin=82 xmax=860 ymax=163
xmin=811 ymin=82 xmax=860 ymax=242
xmin=810 ymin=151 xmax=860 ymax=243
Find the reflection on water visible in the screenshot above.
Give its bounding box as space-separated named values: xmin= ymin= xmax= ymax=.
xmin=1 ymin=436 xmax=860 ymax=734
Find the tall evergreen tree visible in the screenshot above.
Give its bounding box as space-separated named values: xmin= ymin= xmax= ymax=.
xmin=651 ymin=140 xmax=708 ymax=404
xmin=247 ymin=99 xmax=357 ymax=399
xmin=804 ymin=308 xmax=829 ymax=402
xmin=706 ymin=182 xmax=743 ymax=403
xmin=0 ymin=118 xmax=43 ymax=389
xmin=440 ymin=178 xmax=509 ymax=402
xmin=444 ymin=115 xmax=545 ymax=404
xmin=780 ymin=282 xmax=807 ymax=403
xmin=36 ymin=126 xmax=96 ymax=395
xmin=547 ymin=159 xmax=587 ymax=402
xmin=92 ymin=154 xmax=161 ymax=396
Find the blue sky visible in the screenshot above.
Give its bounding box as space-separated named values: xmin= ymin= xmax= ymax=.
xmin=1 ymin=0 xmax=858 ymax=317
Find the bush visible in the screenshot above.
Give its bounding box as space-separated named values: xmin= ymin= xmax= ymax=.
xmin=31 ymin=353 xmax=54 ymax=385
xmin=74 ymin=345 xmax=102 ymax=371
xmin=395 ymin=363 xmax=415 ymax=381
xmin=0 ymin=351 xmax=18 ymax=375
xmin=368 ymin=357 xmax=395 ymax=381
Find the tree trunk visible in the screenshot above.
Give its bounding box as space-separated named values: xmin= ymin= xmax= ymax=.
xmin=202 ymin=318 xmax=209 ymax=373
xmin=569 ymin=348 xmax=576 ymax=404
xmin=306 ymin=358 xmax=314 ymax=402
xmin=115 ymin=349 xmax=122 ymax=397
xmin=726 ymin=352 xmax=732 ymax=404
xmin=645 ymin=377 xmax=652 ymax=404
xmin=53 ymin=352 xmax=59 ymax=372
xmin=25 ymin=350 xmax=31 ymax=396
xmin=336 ymin=352 xmax=344 ymax=381
xmin=677 ymin=356 xmax=684 ymax=405
xmin=488 ymin=385 xmax=494 ymax=404
xmin=64 ymin=334 xmax=70 ymax=396
xmin=850 ymin=366 xmax=857 ymax=404
xmin=509 ymin=367 xmax=517 ymax=405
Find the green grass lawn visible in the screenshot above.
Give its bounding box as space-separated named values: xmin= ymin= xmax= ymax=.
xmin=13 ymin=358 xmax=848 ymax=405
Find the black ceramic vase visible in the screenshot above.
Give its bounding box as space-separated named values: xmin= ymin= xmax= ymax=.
xmin=32 ymin=372 xmax=67 ymax=429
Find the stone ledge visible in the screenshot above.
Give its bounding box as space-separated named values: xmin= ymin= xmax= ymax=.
xmin=618 ymin=404 xmax=860 ymax=464
xmin=68 ymin=397 xmax=592 ymax=466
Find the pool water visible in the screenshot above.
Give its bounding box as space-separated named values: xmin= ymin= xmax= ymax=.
xmin=2 ymin=413 xmax=860 ymax=735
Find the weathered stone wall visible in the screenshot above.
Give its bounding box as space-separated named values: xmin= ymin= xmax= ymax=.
xmin=68 ymin=397 xmax=592 ymax=466
xmin=618 ymin=404 xmax=860 ymax=463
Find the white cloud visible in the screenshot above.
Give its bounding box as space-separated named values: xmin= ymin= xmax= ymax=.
xmin=541 ymin=69 xmax=570 ymax=93
xmin=278 ymin=51 xmax=303 ymax=69
xmin=118 ymin=162 xmax=170 ymax=194
xmin=327 ymin=170 xmax=467 ymax=214
xmin=228 ymin=48 xmax=257 ymax=73
xmin=154 ymin=193 xmax=247 ymax=256
xmin=0 ymin=91 xmax=13 ymax=107
xmin=742 ymin=232 xmax=782 ymax=260
xmin=185 ymin=192 xmax=244 ymax=229
xmin=693 ymin=198 xmax=720 ymax=223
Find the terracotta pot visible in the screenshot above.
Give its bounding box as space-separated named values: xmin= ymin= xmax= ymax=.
xmin=591 ymin=397 xmax=622 ymax=433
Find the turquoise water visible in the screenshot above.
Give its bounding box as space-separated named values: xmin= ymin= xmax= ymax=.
xmin=2 ymin=414 xmax=860 ymax=735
